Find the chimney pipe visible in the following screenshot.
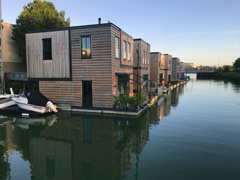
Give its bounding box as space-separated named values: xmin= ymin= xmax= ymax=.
xmin=98 ymin=18 xmax=101 ymax=24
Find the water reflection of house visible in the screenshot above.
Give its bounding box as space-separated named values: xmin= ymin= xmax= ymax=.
xmin=164 ymin=92 xmax=171 ymax=116
xmin=178 ymin=85 xmax=184 ymax=96
xmin=26 ymin=22 xmax=134 ymax=109
xmin=28 ymin=114 xmax=149 ymax=180
xmin=171 ymin=88 xmax=179 ymax=107
xmin=30 ymin=138 xmax=73 ymax=180
xmin=149 ymin=104 xmax=160 ymax=124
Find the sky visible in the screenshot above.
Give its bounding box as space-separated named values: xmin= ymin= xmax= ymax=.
xmin=1 ymin=0 xmax=240 ymax=66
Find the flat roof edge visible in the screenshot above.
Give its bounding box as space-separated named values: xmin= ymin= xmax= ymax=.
xmin=25 ymin=23 xmax=133 ymax=38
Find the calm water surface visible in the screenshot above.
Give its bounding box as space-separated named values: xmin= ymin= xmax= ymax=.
xmin=0 ymin=75 xmax=240 ymax=180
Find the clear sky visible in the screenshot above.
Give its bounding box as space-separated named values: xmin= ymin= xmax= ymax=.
xmin=2 ymin=0 xmax=240 ymax=66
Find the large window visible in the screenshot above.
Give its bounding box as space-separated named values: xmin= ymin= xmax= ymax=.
xmin=143 ymin=75 xmax=148 ymax=93
xmin=115 ymin=37 xmax=119 ymax=58
xmin=128 ymin=43 xmax=131 ymax=61
xmin=81 ymin=36 xmax=91 ymax=58
xmin=123 ymin=40 xmax=127 ymax=60
xmin=118 ymin=76 xmax=129 ymax=96
xmin=145 ymin=51 xmax=147 ymax=64
xmin=159 ymin=73 xmax=163 ymax=85
xmin=143 ymin=50 xmax=145 ymax=64
xmin=43 ymin=38 xmax=52 ymax=60
xmin=143 ymin=50 xmax=147 ymax=64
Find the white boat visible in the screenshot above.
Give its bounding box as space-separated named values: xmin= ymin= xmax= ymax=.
xmin=163 ymin=87 xmax=168 ymax=94
xmin=0 ymin=93 xmax=17 ymax=109
xmin=11 ymin=90 xmax=58 ymax=114
xmin=13 ymin=114 xmax=58 ymax=129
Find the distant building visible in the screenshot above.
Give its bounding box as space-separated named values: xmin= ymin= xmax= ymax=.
xmin=164 ymin=54 xmax=172 ymax=84
xmin=180 ymin=62 xmax=185 ymax=79
xmin=133 ymin=39 xmax=150 ymax=95
xmin=172 ymin=57 xmax=180 ymax=81
xmin=150 ymin=52 xmax=164 ymax=86
xmin=0 ymin=22 xmax=26 ymax=82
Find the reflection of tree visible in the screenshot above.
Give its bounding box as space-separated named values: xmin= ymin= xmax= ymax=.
xmin=0 ymin=127 xmax=10 ymax=180
xmin=0 ymin=145 xmax=9 ymax=180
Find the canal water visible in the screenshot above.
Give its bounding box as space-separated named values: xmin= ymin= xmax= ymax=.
xmin=0 ymin=74 xmax=240 ymax=180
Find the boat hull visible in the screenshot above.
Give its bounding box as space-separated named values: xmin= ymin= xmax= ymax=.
xmin=16 ymin=102 xmax=50 ymax=114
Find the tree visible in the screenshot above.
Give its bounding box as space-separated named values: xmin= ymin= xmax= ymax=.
xmin=12 ymin=0 xmax=70 ymax=62
xmin=233 ymin=58 xmax=240 ymax=72
xmin=223 ymin=65 xmax=230 ymax=72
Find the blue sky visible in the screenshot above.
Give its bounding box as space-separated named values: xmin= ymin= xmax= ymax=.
xmin=2 ymin=0 xmax=240 ymax=66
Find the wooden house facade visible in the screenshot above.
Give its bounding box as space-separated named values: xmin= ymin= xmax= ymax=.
xmin=26 ymin=23 xmax=134 ymax=109
xmin=150 ymin=52 xmax=165 ymax=87
xmin=133 ymin=39 xmax=150 ymax=95
xmin=164 ymin=54 xmax=172 ymax=84
xmin=180 ymin=62 xmax=185 ymax=79
xmin=172 ymin=57 xmax=180 ymax=81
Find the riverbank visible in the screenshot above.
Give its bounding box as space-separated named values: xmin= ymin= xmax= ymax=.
xmin=213 ymin=72 xmax=240 ymax=84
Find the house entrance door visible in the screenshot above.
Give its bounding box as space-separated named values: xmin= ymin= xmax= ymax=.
xmin=82 ymin=81 xmax=92 ymax=107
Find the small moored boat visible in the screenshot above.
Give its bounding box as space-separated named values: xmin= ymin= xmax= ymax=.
xmin=0 ymin=93 xmax=17 ymax=109
xmin=11 ymin=90 xmax=58 ymax=114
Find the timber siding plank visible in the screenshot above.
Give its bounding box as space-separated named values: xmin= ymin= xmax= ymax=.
xmin=26 ymin=30 xmax=70 ymax=78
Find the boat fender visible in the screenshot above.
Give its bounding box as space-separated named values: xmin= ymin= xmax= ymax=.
xmin=10 ymin=88 xmax=14 ymax=96
xmin=46 ymin=101 xmax=58 ymax=113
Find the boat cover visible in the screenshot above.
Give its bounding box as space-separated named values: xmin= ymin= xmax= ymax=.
xmin=26 ymin=91 xmax=49 ymax=106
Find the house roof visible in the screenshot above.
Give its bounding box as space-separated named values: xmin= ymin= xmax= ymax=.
xmin=26 ymin=23 xmax=133 ymax=38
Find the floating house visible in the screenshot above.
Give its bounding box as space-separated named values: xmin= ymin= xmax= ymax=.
xmin=172 ymin=57 xmax=180 ymax=81
xmin=133 ymin=39 xmax=150 ymax=95
xmin=26 ymin=22 xmax=134 ymax=109
xmin=180 ymin=62 xmax=185 ymax=79
xmin=150 ymin=52 xmax=165 ymax=87
xmin=163 ymin=54 xmax=172 ymax=85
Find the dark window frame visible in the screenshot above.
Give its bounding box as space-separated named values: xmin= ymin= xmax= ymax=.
xmin=128 ymin=42 xmax=131 ymax=61
xmin=123 ymin=40 xmax=127 ymax=60
xmin=42 ymin=38 xmax=52 ymax=60
xmin=115 ymin=36 xmax=119 ymax=59
xmin=81 ymin=36 xmax=92 ymax=59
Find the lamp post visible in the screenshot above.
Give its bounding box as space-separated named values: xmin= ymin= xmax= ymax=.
xmin=136 ymin=44 xmax=139 ymax=107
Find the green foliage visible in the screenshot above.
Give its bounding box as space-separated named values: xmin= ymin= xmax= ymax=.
xmin=113 ymin=91 xmax=147 ymax=107
xmin=136 ymin=92 xmax=147 ymax=104
xmin=223 ymin=65 xmax=230 ymax=72
xmin=233 ymin=58 xmax=240 ymax=71
xmin=214 ymin=72 xmax=240 ymax=83
xmin=12 ymin=0 xmax=70 ymax=62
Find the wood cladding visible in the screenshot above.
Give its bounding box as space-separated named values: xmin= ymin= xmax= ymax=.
xmin=26 ymin=30 xmax=70 ymax=78
xmin=150 ymin=53 xmax=164 ymax=85
xmin=133 ymin=40 xmax=150 ymax=93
